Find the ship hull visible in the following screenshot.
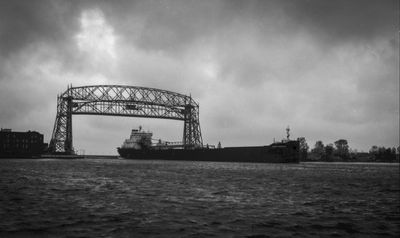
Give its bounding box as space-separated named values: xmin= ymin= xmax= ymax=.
xmin=117 ymin=141 xmax=299 ymax=163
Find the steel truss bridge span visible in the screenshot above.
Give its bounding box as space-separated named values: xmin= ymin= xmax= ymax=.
xmin=49 ymin=85 xmax=203 ymax=154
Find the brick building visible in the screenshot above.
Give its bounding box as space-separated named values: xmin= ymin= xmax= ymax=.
xmin=0 ymin=129 xmax=46 ymax=158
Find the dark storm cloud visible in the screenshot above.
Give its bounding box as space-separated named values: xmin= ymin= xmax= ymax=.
xmin=283 ymin=0 xmax=397 ymax=42
xmin=98 ymin=0 xmax=399 ymax=93
xmin=0 ymin=0 xmax=81 ymax=57
xmin=98 ymin=0 xmax=398 ymax=54
xmin=1 ymin=0 xmax=397 ymax=63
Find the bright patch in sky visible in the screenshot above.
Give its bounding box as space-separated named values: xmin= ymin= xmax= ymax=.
xmin=76 ymin=9 xmax=116 ymax=60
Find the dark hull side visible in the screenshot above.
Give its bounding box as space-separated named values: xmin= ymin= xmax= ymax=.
xmin=118 ymin=141 xmax=299 ymax=163
xmin=0 ymin=152 xmax=42 ymax=159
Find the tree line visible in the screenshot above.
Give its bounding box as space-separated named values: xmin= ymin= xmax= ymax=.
xmin=297 ymin=137 xmax=399 ymax=162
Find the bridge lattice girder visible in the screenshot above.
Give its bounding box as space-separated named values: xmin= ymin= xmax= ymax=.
xmin=49 ymin=85 xmax=203 ymax=154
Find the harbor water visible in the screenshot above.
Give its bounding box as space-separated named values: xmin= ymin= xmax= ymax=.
xmin=0 ymin=159 xmax=399 ymax=237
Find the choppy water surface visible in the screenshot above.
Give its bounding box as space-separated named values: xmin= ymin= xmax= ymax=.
xmin=0 ymin=159 xmax=399 ymax=237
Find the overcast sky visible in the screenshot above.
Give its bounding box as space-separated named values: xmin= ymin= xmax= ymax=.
xmin=0 ymin=0 xmax=398 ymax=154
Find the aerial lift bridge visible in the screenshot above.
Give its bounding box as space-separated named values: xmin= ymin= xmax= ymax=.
xmin=48 ymin=85 xmax=203 ymax=154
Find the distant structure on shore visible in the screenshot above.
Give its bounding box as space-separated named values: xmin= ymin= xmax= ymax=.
xmin=0 ymin=129 xmax=47 ymax=158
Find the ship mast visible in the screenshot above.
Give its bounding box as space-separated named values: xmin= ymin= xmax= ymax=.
xmin=286 ymin=126 xmax=290 ymax=140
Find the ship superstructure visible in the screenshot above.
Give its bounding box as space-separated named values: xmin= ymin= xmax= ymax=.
xmin=120 ymin=126 xmax=152 ymax=150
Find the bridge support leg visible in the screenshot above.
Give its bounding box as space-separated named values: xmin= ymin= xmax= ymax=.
xmin=49 ymin=95 xmax=74 ymax=154
xmin=183 ymin=105 xmax=193 ymax=149
xmin=183 ymin=112 xmax=191 ymax=149
xmin=64 ymin=97 xmax=73 ymax=154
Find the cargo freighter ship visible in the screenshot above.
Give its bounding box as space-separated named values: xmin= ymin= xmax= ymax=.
xmin=117 ymin=127 xmax=299 ymax=163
